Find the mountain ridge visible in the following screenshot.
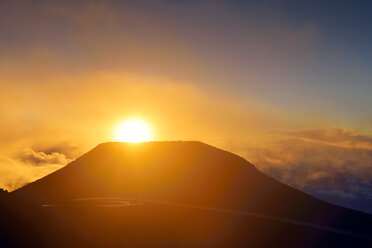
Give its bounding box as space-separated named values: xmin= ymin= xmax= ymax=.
xmin=12 ymin=141 xmax=372 ymax=236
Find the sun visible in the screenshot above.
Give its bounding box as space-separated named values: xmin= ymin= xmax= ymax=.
xmin=114 ymin=118 xmax=153 ymax=143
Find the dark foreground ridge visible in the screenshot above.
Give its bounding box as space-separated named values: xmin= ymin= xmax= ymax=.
xmin=2 ymin=141 xmax=372 ymax=247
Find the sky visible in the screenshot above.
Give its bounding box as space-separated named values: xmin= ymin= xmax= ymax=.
xmin=1 ymin=0 xmax=372 ymax=213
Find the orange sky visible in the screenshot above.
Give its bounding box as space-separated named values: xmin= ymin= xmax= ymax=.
xmin=1 ymin=0 xmax=372 ymax=213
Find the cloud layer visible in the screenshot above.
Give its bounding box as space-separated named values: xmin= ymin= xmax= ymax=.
xmin=245 ymin=127 xmax=372 ymax=213
xmin=0 ymin=142 xmax=78 ymax=191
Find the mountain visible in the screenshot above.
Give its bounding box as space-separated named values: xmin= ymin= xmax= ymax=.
xmin=4 ymin=141 xmax=372 ymax=247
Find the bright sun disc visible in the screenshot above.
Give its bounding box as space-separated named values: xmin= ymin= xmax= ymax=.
xmin=114 ymin=118 xmax=153 ymax=143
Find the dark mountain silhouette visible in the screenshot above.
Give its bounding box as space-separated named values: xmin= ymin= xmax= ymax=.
xmin=2 ymin=141 xmax=372 ymax=247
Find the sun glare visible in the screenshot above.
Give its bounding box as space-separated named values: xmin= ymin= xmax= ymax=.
xmin=114 ymin=118 xmax=153 ymax=143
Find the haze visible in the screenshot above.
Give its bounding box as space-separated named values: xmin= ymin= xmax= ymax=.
xmin=1 ymin=0 xmax=372 ymax=214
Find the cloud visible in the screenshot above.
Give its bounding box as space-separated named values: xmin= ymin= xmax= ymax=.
xmin=272 ymin=127 xmax=372 ymax=149
xmin=0 ymin=142 xmax=78 ymax=191
xmin=0 ymin=0 xmax=321 ymax=89
xmin=244 ymin=127 xmax=372 ymax=213
xmin=17 ymin=149 xmax=72 ymax=166
xmin=31 ymin=142 xmax=79 ymax=159
xmin=0 ymin=155 xmax=63 ymax=191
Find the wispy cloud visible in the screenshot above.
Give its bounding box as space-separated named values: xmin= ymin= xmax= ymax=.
xmin=272 ymin=127 xmax=372 ymax=149
xmin=0 ymin=142 xmax=78 ymax=191
xmin=0 ymin=155 xmax=64 ymax=191
xmin=17 ymin=149 xmax=72 ymax=166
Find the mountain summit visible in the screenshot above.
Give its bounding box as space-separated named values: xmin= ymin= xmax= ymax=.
xmin=9 ymin=141 xmax=372 ymax=247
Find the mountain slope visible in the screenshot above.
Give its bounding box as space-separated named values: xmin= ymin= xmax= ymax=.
xmin=13 ymin=141 xmax=372 ymax=237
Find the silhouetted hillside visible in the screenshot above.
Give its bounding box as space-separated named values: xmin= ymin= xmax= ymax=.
xmin=4 ymin=141 xmax=372 ymax=247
